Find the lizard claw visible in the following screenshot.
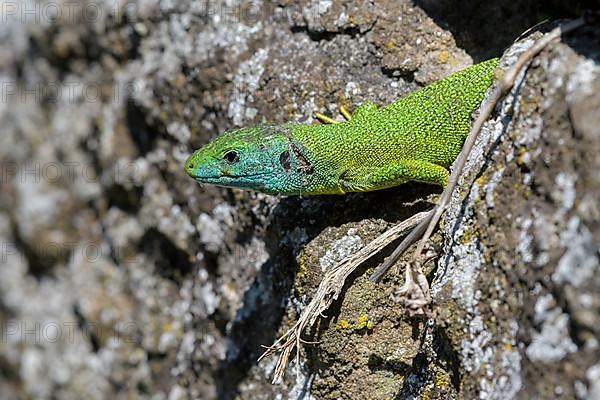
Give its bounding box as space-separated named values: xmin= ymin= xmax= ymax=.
xmin=391 ymin=244 xmax=437 ymax=316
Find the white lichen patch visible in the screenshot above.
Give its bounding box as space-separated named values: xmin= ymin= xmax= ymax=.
xmin=344 ymin=81 xmax=361 ymax=98
xmin=228 ymin=48 xmax=269 ymax=126
xmin=553 ymin=172 xmax=577 ymax=216
xmin=285 ymin=360 xmax=315 ymax=400
xmin=166 ymin=121 xmax=191 ymax=144
xmin=15 ymin=178 xmax=70 ymax=241
xmin=553 ymin=216 xmax=598 ymax=288
xmin=196 ymin=202 xmax=235 ymax=250
xmin=515 ymin=217 xmax=534 ymax=264
xmin=197 ymin=213 xmax=225 ymax=248
xmin=319 ymin=228 xmax=364 ymax=272
xmin=526 ymin=294 xmax=577 ymax=362
xmin=483 ymin=165 xmax=506 ymax=208
xmin=529 ymin=208 xmax=560 ymax=267
xmin=303 ymin=0 xmax=334 ymax=30
xmin=197 ymin=13 xmax=265 ymax=62
xmin=162 ymin=205 xmax=196 ymax=249
xmin=566 ymin=59 xmax=599 ymax=101
xmin=479 ymin=346 xmax=522 ymax=400
xmin=586 ymin=364 xmax=600 ymax=400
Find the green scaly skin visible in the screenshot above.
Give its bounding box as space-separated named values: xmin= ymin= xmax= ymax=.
xmin=185 ymin=58 xmax=499 ymax=195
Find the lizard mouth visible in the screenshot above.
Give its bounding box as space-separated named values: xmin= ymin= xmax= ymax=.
xmin=193 ymin=172 xmax=273 ymax=192
xmin=191 ymin=171 xmax=271 ymax=181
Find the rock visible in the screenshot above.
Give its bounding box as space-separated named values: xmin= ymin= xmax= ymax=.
xmin=0 ymin=0 xmax=597 ymax=399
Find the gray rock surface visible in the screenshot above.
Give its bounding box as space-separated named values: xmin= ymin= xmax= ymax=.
xmin=0 ymin=1 xmax=597 ymax=399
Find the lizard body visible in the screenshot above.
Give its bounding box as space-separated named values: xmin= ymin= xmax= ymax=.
xmin=185 ymin=58 xmax=498 ymax=195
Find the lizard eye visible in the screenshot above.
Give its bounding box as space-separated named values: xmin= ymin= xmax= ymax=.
xmin=223 ymin=150 xmax=239 ymax=164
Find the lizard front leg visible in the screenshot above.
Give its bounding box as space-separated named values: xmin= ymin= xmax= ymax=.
xmin=314 ymin=101 xmax=378 ymax=124
xmin=339 ymin=158 xmax=449 ymax=193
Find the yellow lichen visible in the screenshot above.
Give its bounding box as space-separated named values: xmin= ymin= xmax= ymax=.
xmin=336 ymin=314 xmax=374 ymax=332
xmin=355 ymin=314 xmax=371 ymax=330
xmin=293 ymin=255 xmax=313 ymax=296
xmin=434 ymin=371 xmax=451 ymax=387
xmin=459 ymin=226 xmax=479 ymax=244
xmin=336 ymin=319 xmax=351 ymax=330
xmin=438 ymin=50 xmax=449 ymax=64
xmin=475 ymin=174 xmax=488 ymax=188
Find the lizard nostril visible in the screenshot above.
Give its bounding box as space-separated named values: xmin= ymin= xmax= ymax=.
xmin=187 ymin=163 xmax=194 ymax=169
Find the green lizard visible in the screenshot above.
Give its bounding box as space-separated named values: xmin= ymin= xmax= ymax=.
xmin=185 ymin=58 xmax=498 ymax=195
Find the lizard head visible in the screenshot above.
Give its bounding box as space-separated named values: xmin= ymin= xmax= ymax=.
xmin=185 ymin=124 xmax=311 ymax=194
